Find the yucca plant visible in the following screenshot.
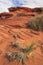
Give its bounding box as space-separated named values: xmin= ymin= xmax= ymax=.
xmin=5 ymin=43 xmax=37 ymax=65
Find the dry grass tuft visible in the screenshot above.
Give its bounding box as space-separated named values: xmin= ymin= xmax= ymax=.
xmin=26 ymin=14 xmax=43 ymax=31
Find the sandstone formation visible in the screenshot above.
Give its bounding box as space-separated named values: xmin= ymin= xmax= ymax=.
xmin=0 ymin=7 xmax=43 ymax=65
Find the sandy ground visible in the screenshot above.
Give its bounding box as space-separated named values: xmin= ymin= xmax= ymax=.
xmin=0 ymin=25 xmax=43 ymax=65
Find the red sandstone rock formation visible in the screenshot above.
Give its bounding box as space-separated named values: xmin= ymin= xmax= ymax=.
xmin=32 ymin=8 xmax=43 ymax=13
xmin=0 ymin=7 xmax=43 ymax=65
xmin=0 ymin=12 xmax=13 ymax=19
xmin=8 ymin=7 xmax=32 ymax=12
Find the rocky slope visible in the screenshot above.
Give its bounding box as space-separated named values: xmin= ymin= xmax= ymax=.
xmin=0 ymin=7 xmax=43 ymax=65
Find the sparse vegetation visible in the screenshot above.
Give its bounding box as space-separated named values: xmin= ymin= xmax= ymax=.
xmin=5 ymin=43 xmax=37 ymax=65
xmin=26 ymin=14 xmax=43 ymax=31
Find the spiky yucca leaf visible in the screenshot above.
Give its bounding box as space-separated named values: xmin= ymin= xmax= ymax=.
xmin=21 ymin=43 xmax=36 ymax=54
xmin=26 ymin=43 xmax=36 ymax=53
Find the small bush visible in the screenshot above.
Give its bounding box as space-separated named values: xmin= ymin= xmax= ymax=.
xmin=5 ymin=43 xmax=37 ymax=65
xmin=26 ymin=14 xmax=43 ymax=31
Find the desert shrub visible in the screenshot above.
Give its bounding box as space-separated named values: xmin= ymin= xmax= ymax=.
xmin=26 ymin=14 xmax=43 ymax=31
xmin=5 ymin=43 xmax=37 ymax=65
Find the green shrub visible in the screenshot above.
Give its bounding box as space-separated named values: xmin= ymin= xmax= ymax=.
xmin=26 ymin=14 xmax=43 ymax=31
